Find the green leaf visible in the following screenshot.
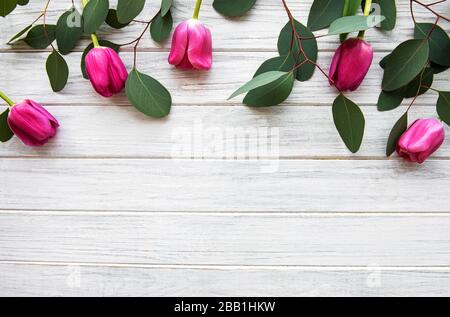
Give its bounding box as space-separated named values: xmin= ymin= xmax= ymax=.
xmin=430 ymin=62 xmax=449 ymax=74
xmin=369 ymin=0 xmax=397 ymax=31
xmin=81 ymin=40 xmax=120 ymax=79
xmin=398 ymin=67 xmax=434 ymax=98
xmin=308 ymin=0 xmax=345 ymax=31
xmin=213 ymin=0 xmax=256 ymax=17
xmin=0 ymin=0 xmax=17 ymax=17
xmin=379 ymin=53 xmax=390 ymax=69
xmin=150 ymin=10 xmax=173 ymax=43
xmin=382 ymin=39 xmax=429 ymax=91
xmin=340 ymin=0 xmax=363 ymax=41
xmin=332 ymin=94 xmax=365 ymax=153
xmin=117 ymin=0 xmax=145 ymax=24
xmin=229 ymin=71 xmax=290 ymax=100
xmin=125 ymin=68 xmax=172 ymax=118
xmin=328 ymin=15 xmax=385 ymax=35
xmin=23 ymin=24 xmax=56 ymax=49
xmin=161 ymin=0 xmax=173 ymax=17
xmin=377 ymin=91 xmax=403 ymax=112
xmin=56 ymin=8 xmax=83 ymax=55
xmin=83 ymin=0 xmax=109 ymax=34
xmin=0 ymin=109 xmax=14 ymax=143
xmin=386 ymin=112 xmax=408 ymax=156
xmin=437 ymin=91 xmax=450 ymax=126
xmin=7 ymin=23 xmax=33 ymax=45
xmin=414 ymin=23 xmax=450 ymax=67
xmin=105 ymin=9 xmax=130 ymax=29
xmin=278 ymin=19 xmax=318 ymax=81
xmin=17 ymin=0 xmax=28 ymax=5
xmin=243 ymin=73 xmax=294 ymax=107
xmin=46 ymin=50 xmax=69 ymax=92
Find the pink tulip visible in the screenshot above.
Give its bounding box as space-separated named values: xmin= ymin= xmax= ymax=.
xmin=329 ymin=38 xmax=373 ymax=91
xmin=168 ymin=19 xmax=212 ymax=70
xmin=85 ymin=47 xmax=128 ymax=97
xmin=397 ymin=119 xmax=445 ymax=163
xmin=7 ymin=100 xmax=59 ymax=147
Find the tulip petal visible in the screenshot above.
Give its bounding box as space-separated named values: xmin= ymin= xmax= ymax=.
xmin=105 ymin=48 xmax=128 ymax=94
xmin=169 ymin=21 xmax=189 ymax=66
xmin=329 ymin=43 xmax=343 ymax=86
xmin=187 ymin=20 xmax=212 ymax=70
xmin=86 ymin=48 xmax=114 ymax=97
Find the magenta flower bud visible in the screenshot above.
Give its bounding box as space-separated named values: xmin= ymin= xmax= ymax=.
xmin=329 ymin=38 xmax=374 ymax=91
xmin=7 ymin=100 xmax=59 ymax=147
xmin=85 ymin=47 xmax=128 ymax=97
xmin=168 ymin=19 xmax=212 ymax=70
xmin=397 ymin=118 xmax=445 ymax=163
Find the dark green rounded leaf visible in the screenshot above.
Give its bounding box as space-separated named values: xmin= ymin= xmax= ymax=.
xmin=105 ymin=9 xmax=130 ymax=29
xmin=56 ymin=8 xmax=83 ymax=55
xmin=243 ymin=73 xmax=294 ymax=107
xmin=117 ymin=0 xmax=145 ymax=24
xmin=278 ymin=20 xmax=318 ymax=81
xmin=414 ymin=23 xmax=450 ymax=67
xmin=229 ymin=71 xmax=290 ymax=100
xmin=307 ymin=0 xmax=345 ymax=31
xmin=46 ymin=50 xmax=69 ymax=92
xmin=83 ymin=0 xmax=109 ymax=34
xmin=430 ymin=62 xmax=449 ymax=74
xmin=24 ymin=24 xmax=56 ymax=49
xmin=386 ymin=112 xmax=408 ymax=156
xmin=161 ymin=0 xmax=173 ymax=17
xmin=437 ymin=91 xmax=450 ymax=126
xmin=213 ymin=0 xmax=256 ymax=17
xmin=0 ymin=109 xmax=14 ymax=143
xmin=399 ymin=67 xmax=434 ymax=98
xmin=81 ymin=40 xmax=120 ymax=79
xmin=125 ymin=68 xmax=172 ymax=118
xmin=150 ymin=10 xmax=173 ymax=43
xmin=0 ymin=0 xmax=17 ymax=17
xmin=17 ymin=0 xmax=28 ymax=5
xmin=332 ymin=94 xmax=365 ymax=153
xmin=377 ymin=91 xmax=403 ymax=112
xmin=363 ymin=0 xmax=397 ymax=31
xmin=7 ymin=23 xmax=33 ymax=45
xmin=382 ymin=39 xmax=429 ymax=91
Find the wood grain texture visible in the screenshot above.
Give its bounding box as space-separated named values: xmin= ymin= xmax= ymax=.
xmin=0 ymin=105 xmax=448 ymax=158
xmin=1 ymin=212 xmax=450 ymax=266
xmin=1 ymin=0 xmax=448 ymax=52
xmin=1 ymin=262 xmax=449 ymax=296
xmin=1 ymin=159 xmax=450 ymax=212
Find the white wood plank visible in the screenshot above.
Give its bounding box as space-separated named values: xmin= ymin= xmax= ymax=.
xmin=1 ymin=212 xmax=450 ymax=266
xmin=0 ymin=0 xmax=448 ymax=51
xmin=0 ymin=51 xmax=447 ymax=106
xmin=0 ymin=105 xmax=448 ymax=158
xmin=1 ymin=159 xmax=450 ymax=212
xmin=1 ymin=262 xmax=449 ymax=296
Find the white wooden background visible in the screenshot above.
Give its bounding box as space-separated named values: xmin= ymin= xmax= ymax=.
xmin=1 ymin=0 xmax=450 ymax=297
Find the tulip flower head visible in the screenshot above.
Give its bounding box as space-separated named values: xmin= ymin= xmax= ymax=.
xmin=7 ymin=100 xmax=59 ymax=147
xmin=85 ymin=47 xmax=128 ymax=97
xmin=397 ymin=118 xmax=445 ymax=164
xmin=168 ymin=19 xmax=212 ymax=70
xmin=329 ymin=38 xmax=373 ymax=92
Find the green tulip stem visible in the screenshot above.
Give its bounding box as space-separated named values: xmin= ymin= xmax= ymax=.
xmin=193 ymin=0 xmax=203 ymax=19
xmin=0 ymin=91 xmax=15 ymax=107
xmin=358 ymin=0 xmax=373 ymax=39
xmin=81 ymin=0 xmax=100 ymax=47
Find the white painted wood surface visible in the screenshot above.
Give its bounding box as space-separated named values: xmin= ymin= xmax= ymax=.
xmin=1 ymin=0 xmax=450 ymax=296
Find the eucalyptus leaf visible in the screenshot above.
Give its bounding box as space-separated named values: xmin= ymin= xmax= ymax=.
xmin=126 ymin=68 xmax=172 ymax=118
xmin=0 ymin=0 xmax=17 ymax=17
xmin=414 ymin=23 xmax=450 ymax=67
xmin=377 ymin=91 xmax=403 ymax=112
xmin=0 ymin=109 xmax=14 ymax=143
xmin=161 ymin=0 xmax=173 ymax=17
xmin=83 ymin=0 xmax=109 ymax=34
xmin=340 ymin=0 xmax=363 ymax=41
xmin=81 ymin=40 xmax=120 ymax=79
xmin=328 ymin=15 xmax=385 ymax=35
xmin=117 ymin=0 xmax=145 ymax=24
xmin=382 ymin=39 xmax=429 ymax=91
xmin=213 ymin=0 xmax=256 ymax=17
xmin=7 ymin=23 xmax=33 ymax=45
xmin=307 ymin=0 xmax=345 ymax=31
xmin=150 ymin=10 xmax=173 ymax=43
xmin=437 ymin=91 xmax=450 ymax=126
xmin=386 ymin=112 xmax=408 ymax=156
xmin=363 ymin=0 xmax=396 ymax=31
xmin=46 ymin=50 xmax=69 ymax=92
xmin=229 ymin=71 xmax=290 ymax=100
xmin=24 ymin=24 xmax=56 ymax=49
xmin=278 ymin=19 xmax=317 ymax=81
xmin=106 ymin=9 xmax=130 ymax=29
xmin=332 ymin=94 xmax=365 ymax=153
xmin=56 ymin=8 xmax=83 ymax=55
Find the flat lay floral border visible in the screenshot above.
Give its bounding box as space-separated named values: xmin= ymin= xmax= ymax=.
xmin=0 ymin=0 xmax=449 ymax=163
